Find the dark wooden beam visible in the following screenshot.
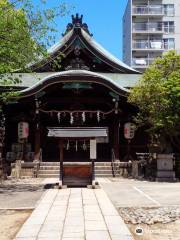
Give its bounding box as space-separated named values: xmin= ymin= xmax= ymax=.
xmin=41 ymin=97 xmax=113 ymax=106
xmin=34 ymin=128 xmax=41 ymax=160
xmin=59 ymin=139 xmax=64 ymax=183
xmin=113 ymin=116 xmax=120 ymax=160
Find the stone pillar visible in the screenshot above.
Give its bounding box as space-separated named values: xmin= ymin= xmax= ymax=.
xmin=132 ymin=160 xmax=139 ymax=179
xmin=156 ymin=154 xmax=176 ymax=182
xmin=15 ymin=160 xmax=21 ymax=179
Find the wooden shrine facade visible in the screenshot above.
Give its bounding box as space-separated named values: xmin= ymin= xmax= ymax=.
xmin=3 ymin=14 xmax=149 ymax=168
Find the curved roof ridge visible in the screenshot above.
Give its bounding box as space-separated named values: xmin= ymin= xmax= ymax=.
xmin=81 ymin=29 xmax=139 ymax=73
xmin=47 ymin=30 xmax=74 ymax=54
xmin=20 ymin=70 xmax=129 ymax=97
xmin=29 ymin=15 xmax=140 ymax=74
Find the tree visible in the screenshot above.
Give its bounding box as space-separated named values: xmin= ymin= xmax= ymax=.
xmin=0 ymin=0 xmax=70 ymax=179
xmin=0 ymin=0 xmax=69 ymax=76
xmin=128 ymin=51 xmax=180 ymax=152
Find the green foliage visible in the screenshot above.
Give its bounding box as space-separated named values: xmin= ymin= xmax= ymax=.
xmin=128 ymin=51 xmax=180 ymax=151
xmin=0 ymin=0 xmax=70 ymax=102
xmin=0 ymin=0 xmax=36 ymax=73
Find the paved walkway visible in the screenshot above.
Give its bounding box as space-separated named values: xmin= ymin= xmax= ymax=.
xmin=15 ymin=188 xmax=133 ymax=240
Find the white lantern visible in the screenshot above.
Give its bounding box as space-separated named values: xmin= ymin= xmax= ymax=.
xmin=124 ymin=122 xmax=136 ymax=139
xmin=18 ymin=122 xmax=29 ymax=139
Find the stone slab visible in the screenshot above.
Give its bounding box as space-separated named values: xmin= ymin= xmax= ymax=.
xmin=15 ymin=185 xmax=134 ymax=240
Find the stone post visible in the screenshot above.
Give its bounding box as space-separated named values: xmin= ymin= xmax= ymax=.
xmin=156 ymin=154 xmax=176 ymax=182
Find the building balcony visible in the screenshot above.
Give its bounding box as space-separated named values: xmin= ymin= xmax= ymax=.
xmin=132 ymin=22 xmax=164 ymax=34
xmin=132 ymin=40 xmax=164 ymax=51
xmin=132 ymin=5 xmax=164 ymax=16
xmin=132 ymin=57 xmax=155 ymax=68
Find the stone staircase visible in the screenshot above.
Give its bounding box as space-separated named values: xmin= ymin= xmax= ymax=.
xmin=38 ymin=162 xmax=60 ymax=178
xmin=38 ymin=162 xmax=117 ymax=178
xmin=94 ymin=162 xmax=115 ymax=177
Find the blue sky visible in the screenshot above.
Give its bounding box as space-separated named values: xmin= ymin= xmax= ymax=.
xmin=34 ymin=0 xmax=128 ymax=60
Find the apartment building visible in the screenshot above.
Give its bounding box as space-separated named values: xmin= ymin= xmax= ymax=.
xmin=123 ymin=0 xmax=180 ymax=72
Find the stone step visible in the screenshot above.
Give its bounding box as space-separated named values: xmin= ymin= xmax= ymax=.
xmin=95 ymin=174 xmax=114 ymax=177
xmin=95 ymin=162 xmax=112 ymax=165
xmin=39 ymin=170 xmax=60 ymax=174
xmin=97 ymin=170 xmax=114 ymax=173
xmin=38 ymin=162 xmax=114 ymax=178
xmin=38 ymin=174 xmax=59 ymax=178
xmin=39 ymin=170 xmax=113 ymax=174
xmin=95 ymin=163 xmax=119 ymax=167
xmin=40 ymin=166 xmax=60 ymax=170
xmin=41 ymin=161 xmax=114 ymax=165
xmin=40 ymin=165 xmax=112 ymax=170
xmin=40 ymin=162 xmax=59 ymax=166
xmin=95 ymin=166 xmax=113 ymax=170
xmin=39 ymin=173 xmax=114 ymax=178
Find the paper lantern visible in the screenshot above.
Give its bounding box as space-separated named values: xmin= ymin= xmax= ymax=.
xmin=124 ymin=122 xmax=136 ymax=139
xmin=18 ymin=122 xmax=29 ymax=139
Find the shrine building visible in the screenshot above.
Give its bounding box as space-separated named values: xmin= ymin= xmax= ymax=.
xmin=1 ymin=14 xmax=149 ymax=186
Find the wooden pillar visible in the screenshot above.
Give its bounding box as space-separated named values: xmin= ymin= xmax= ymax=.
xmin=34 ymin=128 xmax=41 ymax=160
xmin=59 ymin=139 xmax=64 ymax=183
xmin=34 ymin=98 xmax=41 ymax=161
xmin=92 ymin=158 xmax=95 ymax=183
xmin=113 ymin=116 xmax=120 ymax=160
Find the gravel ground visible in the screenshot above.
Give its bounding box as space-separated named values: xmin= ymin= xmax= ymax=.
xmin=118 ymin=207 xmax=180 ymax=225
xmin=128 ymin=222 xmax=180 ymax=240
xmin=0 ymin=177 xmax=45 ymax=209
xmin=0 ymin=178 xmax=45 ymax=239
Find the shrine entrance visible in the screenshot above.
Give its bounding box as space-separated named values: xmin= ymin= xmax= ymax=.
xmin=2 ymin=14 xmax=149 ymax=182
xmin=48 ymin=127 xmax=108 ymax=186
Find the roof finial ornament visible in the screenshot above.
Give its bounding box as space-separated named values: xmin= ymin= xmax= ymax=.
xmin=62 ymin=13 xmax=93 ymax=37
xmin=72 ymin=13 xmax=83 ymax=26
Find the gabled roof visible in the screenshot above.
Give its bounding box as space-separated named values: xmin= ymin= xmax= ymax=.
xmin=31 ymin=14 xmax=140 ymax=74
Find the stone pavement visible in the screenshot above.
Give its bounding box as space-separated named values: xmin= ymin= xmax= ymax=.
xmin=15 ymin=188 xmax=133 ymax=240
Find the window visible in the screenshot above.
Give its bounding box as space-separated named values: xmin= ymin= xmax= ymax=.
xmin=164 ymin=4 xmax=174 ymax=16
xmin=164 ymin=21 xmax=174 ymax=34
xmin=164 ymin=38 xmax=175 ymax=50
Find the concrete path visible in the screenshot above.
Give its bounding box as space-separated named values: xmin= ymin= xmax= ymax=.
xmin=100 ymin=178 xmax=180 ymax=207
xmin=15 ymin=188 xmax=133 ymax=240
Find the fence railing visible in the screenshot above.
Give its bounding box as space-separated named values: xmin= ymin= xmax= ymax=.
xmin=132 ymin=22 xmax=163 ymax=32
xmin=132 ymin=5 xmax=163 ymax=15
xmin=133 ymin=40 xmax=164 ymax=49
xmin=132 ymin=58 xmax=155 ymax=67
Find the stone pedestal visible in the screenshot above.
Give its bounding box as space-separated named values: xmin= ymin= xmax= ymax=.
xmin=15 ymin=160 xmax=22 ymax=178
xmin=156 ymin=154 xmax=176 ymax=182
xmin=132 ymin=161 xmax=139 ymax=179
